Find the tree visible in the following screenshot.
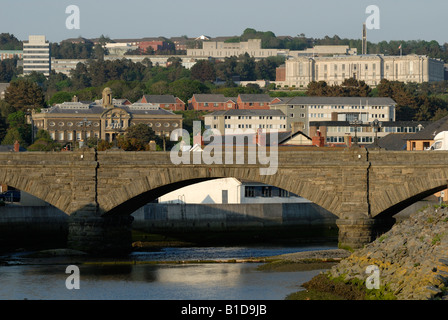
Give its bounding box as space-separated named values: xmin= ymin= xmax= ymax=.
xmin=49 ymin=91 xmax=74 ymax=106
xmin=117 ymin=123 xmax=161 ymax=151
xmin=4 ymin=79 xmax=45 ymax=110
xmin=191 ymin=60 xmax=216 ymax=82
xmin=0 ymin=33 xmax=22 ymax=50
xmin=168 ymin=78 xmax=209 ymax=104
xmin=5 ymin=111 xmax=32 ymax=145
xmin=27 ymin=129 xmax=61 ymax=151
xmin=1 ymin=127 xmax=26 ymax=146
xmin=0 ymin=57 xmax=20 ymax=82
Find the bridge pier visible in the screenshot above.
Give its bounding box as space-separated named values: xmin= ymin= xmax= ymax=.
xmin=67 ymin=215 xmax=134 ymax=255
xmin=336 ymin=217 xmax=396 ymax=250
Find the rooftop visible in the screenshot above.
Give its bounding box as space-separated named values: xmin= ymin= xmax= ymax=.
xmin=272 ymin=96 xmax=397 ymax=106
xmin=206 ymin=109 xmax=286 ymax=117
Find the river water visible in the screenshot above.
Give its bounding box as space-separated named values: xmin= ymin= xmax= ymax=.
xmin=0 ymin=245 xmax=336 ymax=300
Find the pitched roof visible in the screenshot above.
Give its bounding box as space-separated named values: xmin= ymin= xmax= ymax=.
xmin=406 ymin=115 xmax=448 ymax=140
xmin=192 ymin=94 xmax=236 ymax=103
xmin=271 ymin=96 xmax=397 ymax=106
xmin=141 ymin=95 xmax=178 ymax=104
xmin=238 ymin=94 xmax=274 ymax=102
xmin=365 ymin=133 xmax=410 ymax=150
xmin=207 ymin=109 xmax=286 ymax=117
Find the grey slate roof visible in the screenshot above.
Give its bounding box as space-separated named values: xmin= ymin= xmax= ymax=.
xmin=365 ymin=133 xmax=411 ymax=150
xmin=141 ymin=95 xmax=178 ymax=104
xmin=40 ymin=104 xmax=178 ymax=116
xmin=192 ymin=94 xmax=236 ymax=103
xmin=406 ymin=115 xmax=448 ymax=140
xmin=0 ymin=145 xmax=26 ymax=152
xmin=238 ymin=94 xmax=274 ymax=102
xmin=207 ymin=109 xmax=286 ymax=117
xmin=271 ymin=96 xmax=397 ymax=106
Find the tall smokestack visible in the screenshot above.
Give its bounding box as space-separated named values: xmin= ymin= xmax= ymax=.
xmin=362 ymin=23 xmax=367 ymax=55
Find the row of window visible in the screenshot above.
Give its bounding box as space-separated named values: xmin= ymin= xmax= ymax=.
xmin=244 ymin=186 xmax=293 ymax=198
xmin=327 ymin=126 xmax=423 ymax=134
xmin=49 ymin=121 xmax=100 ymax=127
xmin=309 ymin=105 xmax=388 ymax=110
xmin=50 ymin=131 xmax=100 ymax=141
xmin=223 ymin=124 xmax=286 ymax=129
xmin=326 ymin=136 xmax=374 ymax=143
xmin=222 ymin=116 xmax=284 ymax=120
xmin=47 ymin=121 xmax=179 ymax=128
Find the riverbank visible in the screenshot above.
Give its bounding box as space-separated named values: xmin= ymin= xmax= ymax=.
xmin=289 ymin=205 xmax=448 ymax=300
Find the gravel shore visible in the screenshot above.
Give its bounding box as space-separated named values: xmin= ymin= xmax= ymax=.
xmin=267 ymin=249 xmax=351 ymax=262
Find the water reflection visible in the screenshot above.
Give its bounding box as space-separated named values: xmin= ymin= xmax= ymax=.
xmin=0 ymin=245 xmax=335 ymax=300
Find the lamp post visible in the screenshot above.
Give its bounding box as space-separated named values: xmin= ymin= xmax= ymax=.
xmin=371 ymin=119 xmax=382 ymax=148
xmin=350 ymin=119 xmax=363 ymax=146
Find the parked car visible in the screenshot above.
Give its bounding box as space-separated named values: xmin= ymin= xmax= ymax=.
xmin=0 ymin=190 xmax=21 ymax=202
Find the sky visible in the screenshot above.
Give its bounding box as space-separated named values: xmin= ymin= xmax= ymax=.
xmin=1 ymin=0 xmax=447 ymax=44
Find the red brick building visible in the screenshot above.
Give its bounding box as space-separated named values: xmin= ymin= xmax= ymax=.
xmin=139 ymin=95 xmax=185 ymax=111
xmin=189 ymin=94 xmax=237 ymax=111
xmin=276 ymin=64 xmax=286 ymax=81
xmin=138 ymin=41 xmax=173 ymax=53
xmin=236 ymin=94 xmax=281 ymax=110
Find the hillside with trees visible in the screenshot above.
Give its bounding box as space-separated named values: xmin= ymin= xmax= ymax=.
xmin=1 ymin=31 xmax=448 ymax=150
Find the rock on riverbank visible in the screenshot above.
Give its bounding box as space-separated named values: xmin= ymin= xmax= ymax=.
xmin=326 ymin=205 xmax=448 ymax=300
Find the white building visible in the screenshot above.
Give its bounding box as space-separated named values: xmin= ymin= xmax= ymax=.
xmin=23 ymin=35 xmax=51 ymax=76
xmin=278 ymin=54 xmax=445 ymax=88
xmin=158 ymin=178 xmax=310 ymax=204
xmin=51 ymin=58 xmax=87 ymax=76
xmin=271 ymin=96 xmax=396 ymax=136
xmin=204 ymin=109 xmax=287 ymax=134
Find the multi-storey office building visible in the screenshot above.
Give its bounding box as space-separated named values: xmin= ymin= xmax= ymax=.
xmin=270 ymin=96 xmax=396 ymax=136
xmin=309 ymin=120 xmax=427 ymax=145
xmin=23 ymin=35 xmax=51 ymax=76
xmin=278 ymin=54 xmax=445 ymax=88
xmin=204 ymin=109 xmax=287 ymax=134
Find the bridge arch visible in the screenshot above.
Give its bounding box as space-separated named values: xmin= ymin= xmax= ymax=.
xmin=98 ymin=166 xmax=343 ymax=218
xmin=0 ymin=170 xmax=71 ymax=214
xmin=371 ymin=178 xmax=448 ymax=219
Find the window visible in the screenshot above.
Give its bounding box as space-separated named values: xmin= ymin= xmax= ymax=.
xmin=279 ymin=189 xmax=289 ymax=197
xmin=262 ymin=186 xmax=272 ymax=197
xmin=245 ymin=186 xmax=255 ymax=198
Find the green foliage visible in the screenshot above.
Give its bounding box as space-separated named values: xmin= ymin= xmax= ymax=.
xmin=117 ymin=123 xmax=161 ymax=151
xmin=0 ymin=33 xmax=22 ymax=50
xmin=27 ymin=129 xmax=61 ymax=151
xmin=48 ymin=91 xmax=73 ymax=106
xmin=306 ymin=78 xmax=371 ymax=97
xmin=0 ymin=57 xmax=21 ymax=82
xmin=4 ymin=79 xmax=46 ymax=110
xmin=1 ymin=127 xmax=26 ymax=146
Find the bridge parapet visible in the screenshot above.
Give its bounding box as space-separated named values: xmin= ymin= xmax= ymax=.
xmin=3 ymin=148 xmax=447 ymax=252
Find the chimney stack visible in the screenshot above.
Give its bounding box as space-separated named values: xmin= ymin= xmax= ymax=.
xmin=14 ymin=140 xmax=20 ymax=152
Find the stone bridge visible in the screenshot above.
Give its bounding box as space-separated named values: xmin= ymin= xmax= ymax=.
xmin=1 ymin=148 xmax=447 ymax=253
